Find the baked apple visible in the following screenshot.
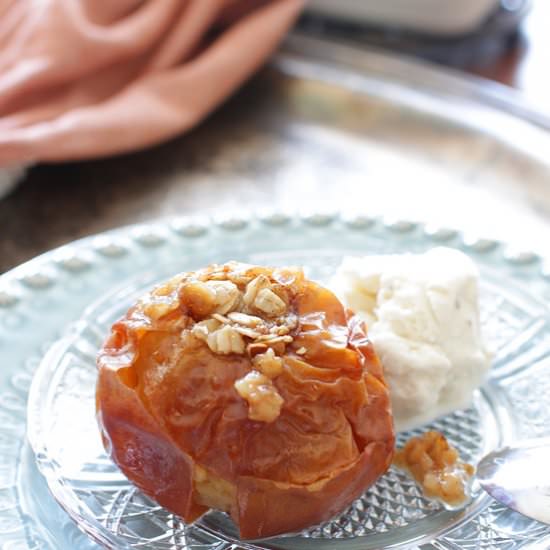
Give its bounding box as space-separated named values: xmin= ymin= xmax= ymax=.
xmin=96 ymin=262 xmax=395 ymax=539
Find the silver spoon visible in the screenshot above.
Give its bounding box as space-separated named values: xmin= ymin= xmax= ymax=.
xmin=477 ymin=437 xmax=550 ymax=524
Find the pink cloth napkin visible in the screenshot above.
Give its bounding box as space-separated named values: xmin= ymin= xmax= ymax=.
xmin=0 ymin=0 xmax=303 ymax=166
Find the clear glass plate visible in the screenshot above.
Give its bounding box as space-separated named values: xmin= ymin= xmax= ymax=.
xmin=25 ymin=215 xmax=550 ymax=550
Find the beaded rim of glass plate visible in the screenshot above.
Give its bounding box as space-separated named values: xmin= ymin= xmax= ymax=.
xmin=0 ymin=211 xmax=544 ymax=550
xmin=2 ymin=211 xmax=550 ymax=305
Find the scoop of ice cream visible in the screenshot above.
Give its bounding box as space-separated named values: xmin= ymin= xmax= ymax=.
xmin=331 ymin=247 xmax=492 ymax=431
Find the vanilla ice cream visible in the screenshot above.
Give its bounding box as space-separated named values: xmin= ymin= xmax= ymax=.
xmin=331 ymin=247 xmax=492 ymax=431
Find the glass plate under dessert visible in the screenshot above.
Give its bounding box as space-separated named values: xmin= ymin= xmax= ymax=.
xmin=21 ymin=213 xmax=550 ymax=550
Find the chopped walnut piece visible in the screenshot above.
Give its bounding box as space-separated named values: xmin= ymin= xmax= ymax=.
xmin=179 ymin=281 xmax=217 ymax=318
xmin=206 ymin=325 xmax=245 ymax=355
xmin=394 ymin=431 xmax=475 ymax=507
xmin=234 ymin=371 xmax=283 ymax=423
xmin=206 ymin=280 xmax=241 ymax=315
xmin=253 ymin=348 xmax=284 ymax=378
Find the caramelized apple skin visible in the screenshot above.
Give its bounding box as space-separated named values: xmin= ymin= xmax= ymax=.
xmin=96 ymin=264 xmax=395 ymax=539
xmin=237 ymin=440 xmax=391 ymax=538
xmin=97 ymin=364 xmax=207 ymax=522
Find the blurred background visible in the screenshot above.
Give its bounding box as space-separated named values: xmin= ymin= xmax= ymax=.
xmin=1 ymin=0 xmax=550 ymax=273
xmin=303 ymin=0 xmax=540 ymax=88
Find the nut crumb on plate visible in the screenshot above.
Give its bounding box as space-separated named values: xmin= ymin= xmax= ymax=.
xmin=394 ymin=430 xmax=475 ymax=507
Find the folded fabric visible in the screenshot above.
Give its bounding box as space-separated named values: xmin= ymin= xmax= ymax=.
xmin=0 ymin=0 xmax=303 ymax=166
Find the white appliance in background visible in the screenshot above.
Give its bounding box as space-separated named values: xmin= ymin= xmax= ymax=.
xmin=305 ymin=0 xmax=503 ymax=36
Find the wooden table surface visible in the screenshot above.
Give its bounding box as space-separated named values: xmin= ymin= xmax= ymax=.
xmin=1 ymin=1 xmax=549 ymax=274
